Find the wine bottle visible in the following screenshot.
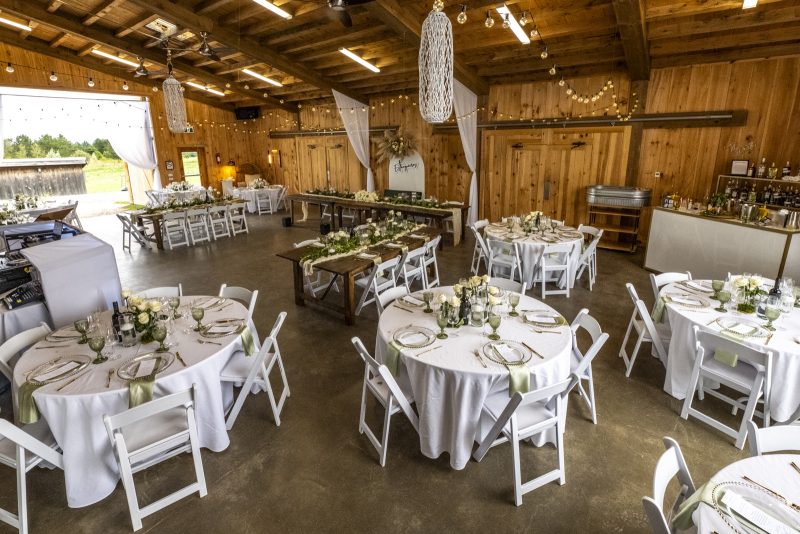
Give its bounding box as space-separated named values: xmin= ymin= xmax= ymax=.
xmin=459 ymin=286 xmax=471 ymax=324
xmin=769 ymin=277 xmax=782 ymax=298
xmin=757 ymin=157 xmax=767 ymax=178
xmin=112 ymin=301 xmax=122 ymax=342
xmin=782 ymin=161 xmax=791 ymax=177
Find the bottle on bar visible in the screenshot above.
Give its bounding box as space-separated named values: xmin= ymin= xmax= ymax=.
xmin=756 ymin=157 xmax=767 ymax=178
xmin=782 ymin=161 xmax=792 ymax=177
xmin=747 ymin=184 xmax=757 ymax=203
xmin=768 ymin=162 xmax=778 ymax=179
xmin=747 ymin=163 xmax=756 ymax=177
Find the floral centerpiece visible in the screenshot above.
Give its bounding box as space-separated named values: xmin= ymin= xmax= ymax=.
xmin=732 ymin=276 xmax=764 ymax=314
xmin=354 ymin=190 xmax=379 ymax=202
xmin=167 ymin=181 xmax=193 ymax=191
xmin=125 ymin=296 xmax=163 ymax=343
xmin=252 ymin=178 xmax=268 ymax=189
xmin=14 ymin=194 xmax=38 ymax=210
xmin=438 ymin=294 xmax=462 ymax=327
xmin=0 ymin=206 xmax=27 ymax=226
xmin=521 ymin=211 xmax=543 ymax=234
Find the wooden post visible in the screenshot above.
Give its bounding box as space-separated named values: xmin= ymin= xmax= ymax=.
xmin=625 ymin=80 xmax=649 ymax=187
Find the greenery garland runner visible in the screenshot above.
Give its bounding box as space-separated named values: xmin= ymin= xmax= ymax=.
xmin=143 ymin=195 xmax=237 ymax=215
xmin=306 ymin=188 xmax=460 ymax=211
xmin=300 ymin=217 xmax=425 ymax=276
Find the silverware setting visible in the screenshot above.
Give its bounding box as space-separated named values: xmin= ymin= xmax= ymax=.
xmin=416 ymin=345 xmax=441 ymax=357
xmin=522 ymin=341 xmax=545 ymax=359
xmin=106 ymin=369 xmax=114 ymax=388
xmin=56 ymin=370 xmax=89 ymax=392
xmin=176 ymin=352 xmax=188 ymax=367
xmin=35 ymin=344 xmax=70 ymax=349
xmin=393 ymin=304 xmax=414 ymax=313
xmin=741 ymin=476 xmax=800 ymax=511
xmin=473 ymin=350 xmax=488 ymax=368
xmin=529 ymin=327 xmax=560 ymax=335
xmin=196 ymin=339 xmax=222 ymax=346
xmin=791 ymin=461 xmax=800 ymax=476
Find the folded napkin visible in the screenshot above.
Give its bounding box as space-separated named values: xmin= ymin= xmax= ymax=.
xmin=385 ymin=341 xmax=402 ymax=377
xmin=713 ymin=348 xmax=738 ymax=367
xmin=241 ymin=326 xmax=256 ymax=357
xmin=670 ymin=296 xmax=702 ymax=307
xmin=128 ymin=358 xmax=160 ymax=408
xmin=684 ymin=280 xmax=713 ymax=293
xmin=727 ymin=322 xmax=755 ymax=337
xmin=525 ymin=313 xmax=556 ymax=324
xmin=400 ymin=295 xmax=425 ymax=307
xmin=493 ymin=344 xmax=530 ymax=397
xmin=357 ymin=253 xmax=382 ymax=266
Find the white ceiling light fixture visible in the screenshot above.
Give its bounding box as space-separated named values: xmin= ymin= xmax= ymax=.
xmin=339 ymin=48 xmax=380 ymax=73
xmin=251 ymin=0 xmax=293 ymax=19
xmin=91 ymin=49 xmax=140 ymax=68
xmin=186 ymin=81 xmax=225 ymax=96
xmin=0 ymin=16 xmax=31 ymax=32
xmin=742 ymin=0 xmax=758 ymax=8
xmin=495 ymin=5 xmax=530 ymax=45
xmin=242 ymin=68 xmax=282 ymax=87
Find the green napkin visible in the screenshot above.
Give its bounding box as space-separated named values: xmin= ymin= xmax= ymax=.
xmin=651 ymin=296 xmax=668 ymax=323
xmin=128 ymin=357 xmax=161 ymax=408
xmin=713 ymin=348 xmax=738 ymax=367
xmin=240 ymin=326 xmax=256 ymax=357
xmin=385 ymin=341 xmax=402 ymax=377
xmin=672 ymin=482 xmax=718 ymax=530
xmin=507 ymin=365 xmax=530 ymax=397
xmin=18 ymin=381 xmax=45 ymax=424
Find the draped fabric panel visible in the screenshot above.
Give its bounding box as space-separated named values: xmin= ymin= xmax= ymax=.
xmin=453 ymin=80 xmax=478 ymax=224
xmin=104 ymin=100 xmax=161 ymax=189
xmin=332 ymin=89 xmax=374 ymax=192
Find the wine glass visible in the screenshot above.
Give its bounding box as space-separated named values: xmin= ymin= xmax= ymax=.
xmin=488 ymin=312 xmax=501 ymax=340
xmin=88 ymin=331 xmax=107 ymax=364
xmin=436 ymin=310 xmax=448 ymax=340
xmin=169 ymin=297 xmax=181 ymax=319
xmin=715 ymin=290 xmax=731 ymax=313
xmin=191 ymin=306 xmax=205 ymax=332
xmin=508 ymin=293 xmax=520 ymax=317
xmin=764 ymin=296 xmax=781 ymax=331
xmin=74 ymin=318 xmax=89 ymax=344
xmin=422 ymin=291 xmax=433 ymax=313
xmin=711 ymin=280 xmax=724 ymax=299
xmin=152 ymin=321 xmax=168 ymax=352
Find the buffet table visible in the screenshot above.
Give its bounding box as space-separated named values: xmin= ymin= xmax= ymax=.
xmin=645 ymin=208 xmax=800 ymax=280
xmin=12 ymin=296 xmax=249 ymax=507
xmin=374 ymin=287 xmax=572 ymax=469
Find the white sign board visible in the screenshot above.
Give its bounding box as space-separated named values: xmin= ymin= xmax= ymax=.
xmin=388 ymin=152 xmax=425 ymax=194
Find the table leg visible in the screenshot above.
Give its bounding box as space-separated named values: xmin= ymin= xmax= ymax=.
xmin=344 ymin=272 xmax=356 ymax=325
xmin=290 ymin=198 xmax=295 ymax=223
xmin=152 ymin=218 xmax=164 ymax=250
xmin=337 ymin=206 xmax=344 ymax=230
xmin=292 ymin=263 xmax=306 ymax=307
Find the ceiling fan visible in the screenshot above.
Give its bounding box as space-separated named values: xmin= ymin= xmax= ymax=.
xmin=321 ymin=0 xmax=376 ymax=28
xmin=133 ymin=57 xmax=149 ymax=77
xmin=196 ymin=32 xmax=222 ymax=62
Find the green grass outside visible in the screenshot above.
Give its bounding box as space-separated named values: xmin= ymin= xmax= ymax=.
xmin=84 ymin=158 xmax=128 ymax=194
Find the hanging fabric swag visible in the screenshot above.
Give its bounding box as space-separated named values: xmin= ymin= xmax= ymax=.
xmin=333 ymin=90 xmax=375 ymax=192
xmin=453 ymin=80 xmax=478 ymax=224
xmin=103 ymin=100 xmax=161 ymax=188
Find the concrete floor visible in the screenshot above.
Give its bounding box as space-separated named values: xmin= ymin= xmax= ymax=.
xmin=0 ymin=213 xmax=753 ymax=533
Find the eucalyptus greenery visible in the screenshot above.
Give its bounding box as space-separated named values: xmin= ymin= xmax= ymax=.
xmin=307 ymin=188 xmax=455 ymax=211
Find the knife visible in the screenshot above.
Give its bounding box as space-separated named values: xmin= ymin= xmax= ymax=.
xmin=473 ymin=350 xmax=488 ymax=368
xmin=522 ymin=341 xmax=544 ymax=359
xmin=176 ymin=351 xmax=188 ymax=367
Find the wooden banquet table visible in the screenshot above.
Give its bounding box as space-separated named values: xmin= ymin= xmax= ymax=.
xmin=12 ymin=296 xmax=253 ymax=507
xmin=276 ymin=226 xmax=441 ymax=325
xmin=286 ymin=193 xmax=468 ymax=246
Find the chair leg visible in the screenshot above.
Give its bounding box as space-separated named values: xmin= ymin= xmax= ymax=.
xmin=379 ymin=397 xmax=394 ymax=467
xmin=626 ymin=332 xmax=646 ymax=378
xmin=118 ymin=452 xmax=143 ymax=531
xmin=511 ymin=420 xmax=523 ymax=507
xmin=736 ymin=375 xmax=765 ymax=449
xmin=187 ymin=411 xmax=208 ymax=497
xmin=680 ymin=363 xmax=703 ymax=420
xmin=358 ymin=369 xmax=369 ymax=435
xmin=586 ymin=371 xmax=597 ymax=424
xmin=17 ymin=449 xmax=28 ymax=534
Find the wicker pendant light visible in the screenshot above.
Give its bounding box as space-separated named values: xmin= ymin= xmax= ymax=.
xmin=418 ymin=2 xmax=453 ymax=124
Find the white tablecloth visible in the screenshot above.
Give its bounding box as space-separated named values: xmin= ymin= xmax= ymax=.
xmin=661 ymin=281 xmax=800 ymax=422
xmin=239 ymin=187 xmax=281 ymax=214
xmin=375 ymin=287 xmax=572 ymax=469
xmin=484 ymin=224 xmax=583 ymax=289
xmin=0 ymin=302 xmax=51 ymax=344
xmin=12 ymin=296 xmax=249 ymax=507
xmin=693 ymin=454 xmax=800 ymax=533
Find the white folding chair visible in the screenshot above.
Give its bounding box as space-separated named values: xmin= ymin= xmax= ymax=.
xmin=0 ymin=419 xmax=63 ymax=534
xmin=486 ymin=238 xmax=522 ymax=282
xmin=355 ymin=253 xmax=406 ymax=315
xmin=0 ymin=323 xmax=52 ymax=423
xmin=575 ymin=230 xmax=603 ymax=291
xmin=399 ymin=245 xmax=428 ymax=291
xmin=161 ymin=211 xmax=190 ymax=249
xmin=145 ymin=190 xmax=161 ymax=206
xmin=746 ymin=420 xmax=800 ymax=456
xmin=275 ymin=185 xmax=288 ymax=211
xmin=422 ymin=235 xmax=441 ymax=288
xmin=218 ymin=284 xmax=258 ymax=324
xmin=470 ymin=220 xmax=489 ymax=275
xmin=538 ymin=242 xmax=572 ymax=299
xmin=136 ymin=285 xmax=183 ymax=299
xmin=681 ymin=327 xmax=773 ymax=449
xmin=568 ymin=309 xmax=609 ymax=424
xmin=293 ymin=240 xmax=339 ymax=297
xmin=103 ymin=385 xmax=207 ymax=532
xmin=377 ymin=286 xmax=410 ymax=316
xmin=650 ymin=272 xmax=692 ymax=310
xmin=64 ymin=201 xmax=83 ymax=230
xmin=642 ymin=437 xmax=696 ymax=534
xmin=186 ymin=208 xmax=211 ymax=245
xmin=255 ymin=190 xmax=274 ymax=215
xmin=116 ymin=214 xmax=152 ymax=252
xmin=228 ymin=204 xmax=249 ymax=236
xmin=220 ymin=312 xmax=290 ymax=429
xmin=351 ymin=337 xmax=418 ymax=467
xmin=208 ymin=205 xmax=231 ymax=240
xmin=490 ymin=278 xmax=527 ymax=294
xmin=619 ymin=283 xmax=670 ymax=377
xmin=473 ymin=377 xmax=574 ymax=506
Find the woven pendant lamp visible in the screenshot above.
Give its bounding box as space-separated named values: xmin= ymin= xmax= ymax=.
xmin=162 ymin=52 xmax=188 ymax=134
xmin=418 ymin=2 xmax=453 ymax=124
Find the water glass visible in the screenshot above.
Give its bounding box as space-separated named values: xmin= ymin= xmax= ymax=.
xmin=715 ymin=290 xmax=730 ymax=313
xmin=471 ymin=304 xmax=485 ymax=327
xmin=74 ymin=318 xmax=89 ymax=344
xmin=508 ymin=293 xmax=520 ymax=317
xmin=764 ymin=296 xmax=781 ymax=330
xmin=169 ymin=296 xmax=181 ymax=319
xmin=436 ymin=311 xmax=448 ymax=339
xmin=488 ymin=313 xmax=501 ymax=341
xmin=152 ymin=321 xmax=168 ymax=352
xmin=422 ymin=291 xmax=434 ymax=313
xmin=88 ymin=333 xmax=107 ymax=364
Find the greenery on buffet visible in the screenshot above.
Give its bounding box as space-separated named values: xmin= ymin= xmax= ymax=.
xmin=143 ymin=191 xmax=235 ymax=214
xmin=306 ymin=188 xmax=457 ymax=210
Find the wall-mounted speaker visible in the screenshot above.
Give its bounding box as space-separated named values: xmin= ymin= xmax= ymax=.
xmin=235 ymin=106 xmax=260 ymax=120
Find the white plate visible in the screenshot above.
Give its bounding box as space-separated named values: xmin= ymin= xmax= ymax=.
xmin=481 ymin=340 xmax=532 ymax=366
xmin=25 ymin=355 xmax=91 ymax=385
xmin=392 ymin=326 xmax=436 ymax=349
xmin=523 ymin=311 xmax=567 ymax=328
xmin=117 ymin=352 xmax=174 ymax=381
xmin=711 ymin=481 xmax=800 ymax=533
xmin=200 ymin=320 xmax=245 ymax=338
xmin=716 ymin=317 xmax=769 ymax=339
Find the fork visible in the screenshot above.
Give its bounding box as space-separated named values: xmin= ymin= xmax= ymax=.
xmin=197 ymin=339 xmax=222 ymax=346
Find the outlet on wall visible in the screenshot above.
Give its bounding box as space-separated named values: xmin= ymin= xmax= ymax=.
xmin=654 ymin=171 xmax=663 ymax=178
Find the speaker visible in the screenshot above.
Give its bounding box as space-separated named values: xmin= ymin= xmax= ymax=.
xmin=235 ymin=106 xmax=260 ymax=120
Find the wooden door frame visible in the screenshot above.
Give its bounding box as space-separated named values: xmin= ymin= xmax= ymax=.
xmin=177 ymin=146 xmax=210 ymax=188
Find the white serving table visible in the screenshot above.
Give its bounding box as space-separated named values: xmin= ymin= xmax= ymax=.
xmin=375 ymin=287 xmax=572 ymax=470
xmin=645 ymin=208 xmax=799 ymax=280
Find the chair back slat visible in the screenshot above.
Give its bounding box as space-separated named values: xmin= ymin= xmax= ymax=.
xmin=626 ymin=283 xmax=667 ymax=360
xmin=649 ymin=437 xmax=695 ymax=529
xmin=649 ymin=272 xmax=691 ymax=303
xmin=0 ymin=323 xmax=51 ymax=380
xmin=378 ymin=286 xmax=409 ymax=315
xmin=746 ymin=420 xmax=800 ymax=455
xmin=136 ymin=285 xmax=182 ymax=299
xmin=104 ymin=387 xmax=194 ymax=433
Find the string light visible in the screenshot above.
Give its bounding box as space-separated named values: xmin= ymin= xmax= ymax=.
xmin=549 ymin=65 xmax=557 ymax=76
xmin=484 ymin=11 xmax=494 ymax=28
xmin=49 ymin=72 xmax=58 ymax=82
xmin=540 ymin=48 xmax=548 ymax=59
xmin=501 ymin=14 xmax=510 ymax=29
xmin=519 ymin=11 xmax=529 ymax=26
xmin=122 ymin=81 xmax=129 ymax=91
xmin=87 ymin=77 xmax=94 ymax=87
xmin=529 ymin=26 xmax=539 ymax=38
xmin=457 ymin=5 xmax=467 ymax=24
xmin=4 ymin=63 xmax=13 ymax=73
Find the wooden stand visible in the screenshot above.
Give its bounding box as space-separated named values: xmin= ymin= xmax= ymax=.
xmin=587 ymin=204 xmax=642 ymax=252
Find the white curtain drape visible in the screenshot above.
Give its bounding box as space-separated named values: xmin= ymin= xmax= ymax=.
xmin=333 ymin=89 xmax=374 ymax=192
xmin=103 ymin=100 xmax=161 ymax=189
xmin=454 ymin=80 xmax=478 ymax=224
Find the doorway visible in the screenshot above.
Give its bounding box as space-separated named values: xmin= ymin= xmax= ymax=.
xmin=178 ymin=147 xmax=208 ymax=187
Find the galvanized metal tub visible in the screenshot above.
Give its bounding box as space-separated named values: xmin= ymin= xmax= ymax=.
xmin=586 ymin=185 xmax=652 ymax=208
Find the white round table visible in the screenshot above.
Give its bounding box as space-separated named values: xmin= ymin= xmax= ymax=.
xmin=483 ymin=223 xmax=583 ymax=289
xmin=12 ymin=296 xmax=249 ymax=508
xmin=239 ymin=186 xmax=281 ymax=214
xmin=694 ymin=453 xmax=800 ymax=533
xmin=375 ymin=286 xmax=572 ymax=470
xmin=660 ymin=280 xmax=800 ymax=423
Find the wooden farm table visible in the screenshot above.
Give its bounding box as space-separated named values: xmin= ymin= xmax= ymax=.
xmin=286 ymin=193 xmax=468 ymax=246
xmin=276 ymin=226 xmax=441 ymax=325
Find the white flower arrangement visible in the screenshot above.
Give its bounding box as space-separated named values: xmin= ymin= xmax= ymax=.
xmin=252 ymin=178 xmax=269 ymax=189
xmin=167 ymin=181 xmax=193 ymax=191
xmin=354 ymin=190 xmax=379 ymax=203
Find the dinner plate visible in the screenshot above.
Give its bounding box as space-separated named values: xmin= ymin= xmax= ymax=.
xmin=194 ymin=297 xmax=227 ymax=310
xmin=117 ymin=352 xmax=175 ymax=381
xmin=25 ymin=355 xmax=92 ymax=385
xmin=665 ymin=294 xmax=711 ymax=309
xmin=396 ymin=295 xmax=425 ymax=309
xmin=45 ymin=328 xmax=81 ymax=342
xmin=679 ymin=280 xmax=715 ymax=294
xmin=392 ymin=325 xmax=436 ymax=349
xmin=200 ymin=319 xmax=245 ymax=338
xmin=711 ymin=481 xmax=800 ymax=533
xmin=715 ymin=317 xmax=769 ymax=339
xmin=481 ymin=340 xmax=532 ymax=366
xmin=558 ymin=231 xmax=584 ymax=239
xmin=523 ymin=311 xmax=567 ymax=328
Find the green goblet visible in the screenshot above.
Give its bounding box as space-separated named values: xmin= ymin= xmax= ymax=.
xmin=74 ymin=318 xmax=89 ymax=344
xmin=168 ymin=297 xmax=181 ymax=319
xmin=152 ymin=322 xmax=168 ymax=352
xmin=711 ymin=280 xmax=724 ymax=299
xmin=436 ymin=310 xmax=448 ymax=340
xmin=488 ymin=312 xmax=501 ymax=341
xmin=508 ymin=293 xmax=520 ymax=317
xmin=191 ymin=306 xmax=205 ymax=332
xmin=88 ymin=335 xmax=106 ymax=364
xmin=422 ymin=291 xmax=434 ymax=313
xmin=715 ymin=290 xmax=731 ymax=313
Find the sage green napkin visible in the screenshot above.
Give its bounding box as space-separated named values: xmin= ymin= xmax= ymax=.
xmin=128 ymin=357 xmax=161 ymax=408
xmin=713 ymin=348 xmax=738 ymax=367
xmin=18 ymin=381 xmax=45 ymax=424
xmin=240 ymin=326 xmax=256 ymax=357
xmin=672 ymin=482 xmax=718 ymax=530
xmin=385 ymin=341 xmax=402 ymax=377
xmin=507 ymin=365 xmax=530 ymax=397
xmin=651 ymin=296 xmax=668 ymax=323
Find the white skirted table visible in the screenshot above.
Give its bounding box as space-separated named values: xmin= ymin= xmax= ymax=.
xmin=12 ymin=296 xmax=251 ymax=508
xmin=374 ymin=286 xmax=572 ymax=469
xmin=239 ymin=186 xmax=282 ymax=214
xmin=483 ymin=223 xmax=584 ymax=289
xmin=660 ymin=280 xmax=800 ymax=423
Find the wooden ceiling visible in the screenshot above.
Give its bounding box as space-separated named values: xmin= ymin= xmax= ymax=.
xmin=0 ymin=0 xmax=797 ymax=111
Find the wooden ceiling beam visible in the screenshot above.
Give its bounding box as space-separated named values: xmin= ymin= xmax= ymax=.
xmin=651 ymin=40 xmax=800 ymax=67
xmin=648 ymin=2 xmax=800 ymax=40
xmin=19 ymin=19 xmax=35 ymax=39
xmin=48 ymin=31 xmax=69 ymax=48
xmin=646 ymin=0 xmax=784 ymax=20
xmin=116 ymin=14 xmax=159 ymax=38
xmin=650 ymin=21 xmax=800 ymax=56
xmin=83 ymin=0 xmax=124 ymax=27
xmin=46 ymin=0 xmax=62 ymax=13
xmin=363 ymin=0 xmax=489 ymax=96
xmin=0 ymin=0 xmax=297 ymax=111
xmin=76 ymin=43 xmax=98 ymax=56
xmin=611 ymin=0 xmax=650 ymax=80
xmin=194 ymin=0 xmax=232 ymax=15
xmin=126 ymin=0 xmax=368 ymax=103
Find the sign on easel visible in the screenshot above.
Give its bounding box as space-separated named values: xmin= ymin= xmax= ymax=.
xmin=388 ymin=152 xmax=425 ymax=194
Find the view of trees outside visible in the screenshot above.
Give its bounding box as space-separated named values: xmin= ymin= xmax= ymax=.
xmin=3 ymin=134 xmax=127 ymax=194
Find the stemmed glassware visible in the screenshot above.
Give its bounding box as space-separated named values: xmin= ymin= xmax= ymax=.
xmin=436 ymin=310 xmax=448 ymax=340
xmin=711 ymin=280 xmax=724 ymax=299
xmin=715 ymin=290 xmax=731 ymax=313
xmin=169 ymin=297 xmax=181 ymax=319
xmin=508 ymin=293 xmax=520 ymax=317
xmin=764 ymin=296 xmax=781 ymax=331
xmin=422 ymin=291 xmax=433 ymax=313
xmin=74 ymin=318 xmax=89 ymax=344
xmin=488 ymin=312 xmax=501 ymax=340
xmin=191 ymin=305 xmax=205 ymax=332
xmin=152 ymin=320 xmax=169 ymax=352
xmin=87 ymin=326 xmax=107 ymax=364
